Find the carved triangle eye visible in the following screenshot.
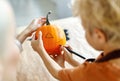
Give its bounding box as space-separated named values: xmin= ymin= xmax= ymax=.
xmin=45 ymin=33 xmax=54 ymax=38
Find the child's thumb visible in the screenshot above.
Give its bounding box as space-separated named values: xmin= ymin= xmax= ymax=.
xmin=61 ymin=46 xmax=70 ymax=54
xmin=31 ymin=33 xmax=36 ymax=41
xmin=38 ymin=31 xmax=43 ymax=40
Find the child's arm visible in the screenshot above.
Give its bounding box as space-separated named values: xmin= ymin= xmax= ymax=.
xmin=17 ymin=18 xmax=46 ymax=44
xmin=31 ymin=32 xmax=62 ymax=79
xmin=67 ymin=57 xmax=80 ymax=67
xmin=61 ymin=46 xmax=80 ymax=67
xmin=52 ymin=54 xmax=65 ymax=68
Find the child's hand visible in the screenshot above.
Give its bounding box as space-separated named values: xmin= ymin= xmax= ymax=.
xmin=24 ymin=18 xmax=46 ymax=37
xmin=31 ymin=31 xmax=65 ymax=67
xmin=31 ymin=31 xmax=44 ymax=53
xmin=61 ymin=46 xmax=73 ymax=63
xmin=61 ymin=46 xmax=80 ymax=67
xmin=52 ymin=54 xmax=65 ymax=68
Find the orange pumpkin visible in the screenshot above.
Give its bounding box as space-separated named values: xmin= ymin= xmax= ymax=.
xmin=35 ymin=12 xmax=66 ymax=56
xmin=35 ymin=25 xmax=66 ymax=56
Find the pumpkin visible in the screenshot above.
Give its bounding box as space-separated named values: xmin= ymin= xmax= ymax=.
xmin=35 ymin=12 xmax=66 ymax=56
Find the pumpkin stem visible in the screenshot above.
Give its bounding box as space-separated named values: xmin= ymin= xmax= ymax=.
xmin=46 ymin=11 xmax=51 ymax=25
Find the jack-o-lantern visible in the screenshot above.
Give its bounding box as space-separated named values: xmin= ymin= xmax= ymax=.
xmin=35 ymin=12 xmax=66 ymax=56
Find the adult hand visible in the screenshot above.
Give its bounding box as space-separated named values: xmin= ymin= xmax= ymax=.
xmin=17 ymin=18 xmax=46 ymax=44
xmin=24 ymin=18 xmax=46 ymax=37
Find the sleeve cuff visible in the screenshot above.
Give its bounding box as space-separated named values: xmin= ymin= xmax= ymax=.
xmin=15 ymin=39 xmax=23 ymax=52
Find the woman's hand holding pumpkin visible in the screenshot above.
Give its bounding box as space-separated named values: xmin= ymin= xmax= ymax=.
xmin=24 ymin=18 xmax=46 ymax=37
xmin=17 ymin=18 xmax=46 ymax=44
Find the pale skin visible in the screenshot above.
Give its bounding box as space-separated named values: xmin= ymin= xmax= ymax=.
xmin=31 ymin=19 xmax=120 ymax=80
xmin=17 ymin=18 xmax=46 ymax=44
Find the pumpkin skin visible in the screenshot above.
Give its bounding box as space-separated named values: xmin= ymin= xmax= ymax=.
xmin=35 ymin=25 xmax=66 ymax=56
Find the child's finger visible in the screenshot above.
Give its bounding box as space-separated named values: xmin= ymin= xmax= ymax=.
xmin=63 ymin=45 xmax=73 ymax=50
xmin=31 ymin=33 xmax=36 ymax=41
xmin=27 ymin=32 xmax=36 ymax=41
xmin=61 ymin=46 xmax=71 ymax=55
xmin=38 ymin=31 xmax=44 ymax=43
xmin=38 ymin=31 xmax=42 ymax=39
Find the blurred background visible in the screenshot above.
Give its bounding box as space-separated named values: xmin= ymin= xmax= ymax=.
xmin=8 ymin=0 xmax=72 ymax=27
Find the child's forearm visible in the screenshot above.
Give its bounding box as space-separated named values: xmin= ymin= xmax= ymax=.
xmin=37 ymin=48 xmax=62 ymax=79
xmin=67 ymin=57 xmax=80 ymax=67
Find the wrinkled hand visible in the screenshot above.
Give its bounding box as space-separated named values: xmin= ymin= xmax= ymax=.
xmin=24 ymin=18 xmax=46 ymax=37
xmin=31 ymin=31 xmax=44 ymax=53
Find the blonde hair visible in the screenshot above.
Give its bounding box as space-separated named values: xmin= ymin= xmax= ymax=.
xmin=73 ymin=0 xmax=120 ymax=44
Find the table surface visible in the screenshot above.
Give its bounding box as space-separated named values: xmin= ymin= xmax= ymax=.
xmin=17 ymin=17 xmax=100 ymax=81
